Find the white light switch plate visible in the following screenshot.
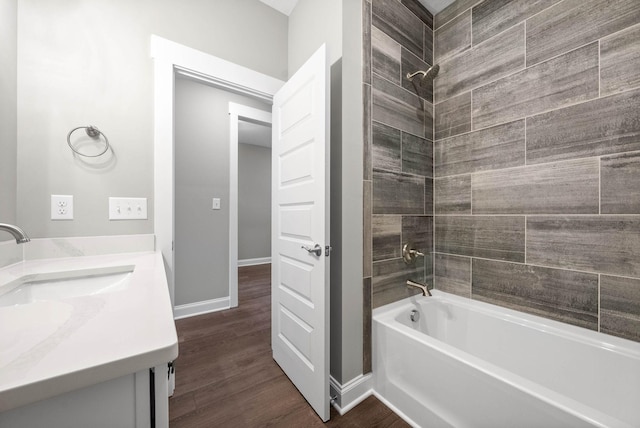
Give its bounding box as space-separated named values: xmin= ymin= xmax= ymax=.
xmin=109 ymin=197 xmax=148 ymax=220
xmin=212 ymin=198 xmax=221 ymax=210
xmin=51 ymin=195 xmax=74 ymax=220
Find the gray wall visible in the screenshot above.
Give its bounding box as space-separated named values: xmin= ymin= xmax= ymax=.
xmin=238 ymin=143 xmax=271 ymax=261
xmin=433 ymin=0 xmax=640 ymax=342
xmin=0 ymin=0 xmax=17 ymax=236
xmin=15 ymin=0 xmax=287 ymax=238
xmin=174 ymin=77 xmax=269 ymax=306
xmin=363 ymin=0 xmax=435 ymax=369
xmin=288 ymin=0 xmax=342 ymax=78
xmin=288 ymin=0 xmax=365 ymax=385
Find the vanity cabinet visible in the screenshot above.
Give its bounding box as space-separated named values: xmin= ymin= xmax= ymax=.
xmin=0 ymin=363 xmax=171 ymax=428
xmin=0 ymin=251 xmax=178 ymax=428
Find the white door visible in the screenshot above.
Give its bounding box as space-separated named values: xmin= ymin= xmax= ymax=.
xmin=271 ymin=44 xmax=330 ymax=422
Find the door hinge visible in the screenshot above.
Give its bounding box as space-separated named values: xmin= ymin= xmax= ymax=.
xmin=325 ymin=245 xmax=332 ymax=257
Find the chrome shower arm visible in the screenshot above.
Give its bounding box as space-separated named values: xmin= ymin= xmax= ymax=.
xmin=406 ymin=70 xmax=427 ymax=80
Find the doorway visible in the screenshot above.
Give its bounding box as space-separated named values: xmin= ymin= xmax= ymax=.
xmin=229 ymin=103 xmax=272 ymax=307
xmin=152 ymin=36 xmax=331 ymax=421
xmin=151 ymin=35 xmax=284 ymax=314
xmin=172 ymin=80 xmax=271 ymax=317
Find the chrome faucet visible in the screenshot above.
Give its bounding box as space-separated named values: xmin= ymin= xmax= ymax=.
xmin=0 ymin=223 xmax=30 ymax=244
xmin=407 ymin=279 xmax=432 ymax=297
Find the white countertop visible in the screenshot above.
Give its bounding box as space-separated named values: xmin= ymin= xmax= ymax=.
xmin=0 ymin=251 xmax=178 ymax=412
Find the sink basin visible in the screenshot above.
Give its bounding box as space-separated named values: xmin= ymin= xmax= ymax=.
xmin=0 ymin=265 xmax=135 ymax=307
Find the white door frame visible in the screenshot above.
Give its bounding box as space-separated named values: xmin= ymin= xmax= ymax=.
xmin=228 ymin=103 xmax=272 ymax=308
xmin=150 ymin=35 xmax=284 ymax=309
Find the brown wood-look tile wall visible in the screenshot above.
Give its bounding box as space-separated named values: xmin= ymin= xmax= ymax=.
xmin=363 ymin=0 xmax=434 ymax=373
xmin=434 ymin=0 xmax=640 ymax=342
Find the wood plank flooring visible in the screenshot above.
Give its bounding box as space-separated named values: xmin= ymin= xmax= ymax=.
xmin=170 ymin=264 xmax=408 ymax=427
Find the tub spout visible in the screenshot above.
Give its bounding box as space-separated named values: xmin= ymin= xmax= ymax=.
xmin=0 ymin=223 xmax=30 ymax=244
xmin=407 ymin=279 xmax=432 ymax=297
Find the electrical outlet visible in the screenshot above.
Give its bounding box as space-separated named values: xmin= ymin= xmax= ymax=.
xmin=109 ymin=197 xmax=148 ymax=220
xmin=51 ymin=195 xmax=74 ymax=220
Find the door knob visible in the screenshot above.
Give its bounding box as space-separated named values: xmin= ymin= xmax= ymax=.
xmin=301 ymin=243 xmax=322 ymax=256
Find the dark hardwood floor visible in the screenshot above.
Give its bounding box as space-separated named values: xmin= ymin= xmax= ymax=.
xmin=169 ymin=264 xmax=409 ymax=427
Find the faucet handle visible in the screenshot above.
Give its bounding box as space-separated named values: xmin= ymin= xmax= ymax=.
xmin=402 ymin=243 xmax=424 ymax=265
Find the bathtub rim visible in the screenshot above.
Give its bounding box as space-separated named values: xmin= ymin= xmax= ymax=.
xmin=373 ymin=290 xmax=640 ymax=359
xmin=372 ymin=290 xmax=640 ymax=428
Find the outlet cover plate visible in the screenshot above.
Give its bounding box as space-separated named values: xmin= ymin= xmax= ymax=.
xmin=109 ymin=197 xmax=148 ymax=220
xmin=51 ymin=195 xmax=74 ymax=220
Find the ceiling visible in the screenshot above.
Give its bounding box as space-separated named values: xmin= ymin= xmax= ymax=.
xmin=239 ymin=120 xmax=272 ymax=148
xmin=259 ymin=0 xmax=456 ymax=16
xmin=259 ymin=0 xmax=299 ymax=16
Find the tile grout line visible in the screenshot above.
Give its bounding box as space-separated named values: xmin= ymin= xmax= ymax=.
xmin=432 ymin=24 xmax=436 ymax=291
xmin=466 ymin=175 xmax=472 ymax=216
xmin=524 ymin=19 xmax=527 ymax=67
xmin=470 ymin=88 xmax=474 ymax=131
xmin=440 ymin=156 xmax=598 ymax=181
xmin=435 ymin=0 xmax=482 ymax=32
xmin=433 ymin=251 xmax=640 ymax=280
xmin=373 ymin=71 xmax=434 ymax=108
xmin=435 ymin=147 xmax=640 ymax=180
xmin=372 ymin=117 xmax=434 ymax=142
xmin=436 ymin=12 xmax=640 ymax=105
xmin=436 ymin=35 xmax=599 ymax=106
xmin=469 ymin=6 xmax=473 ymax=49
xmin=469 ymin=256 xmax=473 ymax=299
xmin=443 ymin=0 xmax=569 ymax=57
xmin=524 ymin=118 xmax=527 ymax=165
xmin=434 ymin=82 xmax=640 ymax=146
xmin=373 ymin=166 xmax=433 ymax=180
xmin=400 ymin=131 xmax=404 ymax=174
xmin=432 ymin=252 xmax=640 ymax=295
xmin=598 ymin=39 xmax=601 ymax=98
xmin=598 ymin=274 xmax=601 ymax=332
xmin=433 ymin=213 xmax=639 ymax=217
xmin=597 ymin=20 xmax=640 ymax=46
xmin=368 ymin=2 xmax=373 ymax=290
xmin=524 ymin=215 xmax=527 ymax=265
xmin=599 ymin=156 xmax=602 ymax=215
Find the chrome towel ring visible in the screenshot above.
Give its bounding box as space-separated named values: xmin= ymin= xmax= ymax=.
xmin=67 ymin=125 xmax=110 ymax=157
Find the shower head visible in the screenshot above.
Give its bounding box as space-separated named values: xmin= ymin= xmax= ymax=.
xmin=406 ymin=64 xmax=440 ymax=86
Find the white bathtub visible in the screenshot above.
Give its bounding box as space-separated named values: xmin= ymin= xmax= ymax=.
xmin=373 ymin=290 xmax=640 ymax=428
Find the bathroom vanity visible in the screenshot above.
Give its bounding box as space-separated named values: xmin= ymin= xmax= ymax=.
xmin=0 ymin=250 xmax=178 ymax=428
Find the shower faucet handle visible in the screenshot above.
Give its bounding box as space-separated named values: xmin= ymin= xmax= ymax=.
xmin=402 ymin=243 xmax=424 ymax=265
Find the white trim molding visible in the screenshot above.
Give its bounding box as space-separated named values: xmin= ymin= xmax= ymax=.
xmin=173 ymin=297 xmax=230 ymax=320
xmin=329 ymin=374 xmax=372 ymax=415
xmin=372 ymin=391 xmax=420 ymax=428
xmin=237 ymin=257 xmax=272 ymax=267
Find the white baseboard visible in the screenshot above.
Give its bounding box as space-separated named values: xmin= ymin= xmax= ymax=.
xmin=237 ymin=257 xmax=271 ymax=267
xmin=329 ymin=374 xmax=372 ymax=415
xmin=173 ymin=297 xmax=230 ymax=320
xmin=372 ymin=391 xmax=420 ymax=428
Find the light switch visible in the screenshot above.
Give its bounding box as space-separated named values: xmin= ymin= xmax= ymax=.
xmin=51 ymin=195 xmax=74 ymax=220
xmin=109 ymin=197 xmax=148 ymax=220
xmin=212 ymin=198 xmax=221 ymax=210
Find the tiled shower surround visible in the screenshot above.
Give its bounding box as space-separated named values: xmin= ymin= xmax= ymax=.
xmin=432 ymin=0 xmax=640 ymax=343
xmin=362 ymin=0 xmax=435 ymax=372
xmin=363 ymin=0 xmax=640 ymax=371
